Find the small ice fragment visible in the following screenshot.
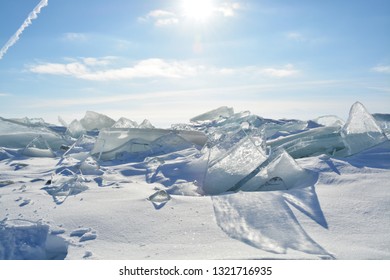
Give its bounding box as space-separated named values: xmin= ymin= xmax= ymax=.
xmin=148 ymin=190 xmax=171 ymax=204
xmin=79 ymin=232 xmax=97 ymax=242
xmin=70 ymin=228 xmax=91 ymax=237
xmin=341 ymin=102 xmax=388 ymax=155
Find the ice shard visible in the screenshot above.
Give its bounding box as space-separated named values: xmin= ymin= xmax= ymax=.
xmin=239 ymin=149 xmax=315 ymax=192
xmin=41 ymin=169 xmax=88 ymax=204
xmin=202 ymin=129 xmax=268 ymax=195
xmin=63 ymin=134 xmax=96 ymax=161
xmin=313 ymin=115 xmax=345 ymax=128
xmin=341 ymin=102 xmax=388 ymax=155
xmin=22 ymin=135 xmax=55 ymax=158
xmin=80 ymin=111 xmax=115 ymax=131
xmin=147 ymin=189 xmax=171 ymax=208
xmin=79 ymin=156 xmax=102 ymax=175
xmin=267 ymin=126 xmax=345 ymax=158
xmin=138 ymin=119 xmax=155 ymax=129
xmin=190 ymin=106 xmax=234 ymax=123
xmin=67 ymin=120 xmax=86 ymax=139
xmin=112 ymin=117 xmax=138 ymax=129
xmin=91 ymin=128 xmax=207 ymax=161
xmin=0 ymin=117 xmax=66 ymax=149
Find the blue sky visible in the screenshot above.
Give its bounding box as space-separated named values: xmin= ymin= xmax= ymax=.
xmin=0 ymin=0 xmax=389 ymax=127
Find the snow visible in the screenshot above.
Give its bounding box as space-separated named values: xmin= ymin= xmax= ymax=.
xmin=0 ymin=101 xmax=389 ymax=260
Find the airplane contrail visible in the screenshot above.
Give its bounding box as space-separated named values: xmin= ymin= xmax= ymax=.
xmin=0 ymin=0 xmax=49 ymax=60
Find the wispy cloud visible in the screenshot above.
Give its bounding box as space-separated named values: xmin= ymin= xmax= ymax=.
xmin=215 ymin=2 xmax=241 ymax=17
xmin=0 ymin=92 xmax=11 ymax=97
xmin=138 ymin=10 xmax=179 ymax=27
xmin=29 ymin=58 xmax=201 ymax=81
xmin=0 ymin=0 xmax=48 ymax=60
xmin=29 ymin=57 xmax=301 ymax=81
xmin=61 ymin=32 xmax=88 ymax=42
xmin=260 ymin=64 xmax=299 ymax=78
xmin=139 ymin=2 xmax=242 ymax=27
xmin=371 ymin=65 xmax=390 ymax=74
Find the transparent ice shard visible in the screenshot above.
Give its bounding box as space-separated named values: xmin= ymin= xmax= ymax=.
xmin=373 ymin=113 xmax=390 ymax=138
xmin=150 ymin=133 xmax=195 ymax=154
xmin=111 ymin=117 xmax=138 ymax=129
xmin=313 ymin=115 xmax=345 ymax=128
xmin=79 ymin=156 xmax=102 ymax=175
xmin=41 ymin=169 xmax=88 ymax=205
xmin=202 ymin=129 xmax=268 ymax=195
xmin=138 ymin=119 xmax=155 ymax=129
xmin=190 ymin=106 xmax=234 ymax=123
xmin=91 ymin=128 xmax=207 ymax=161
xmin=63 ymin=134 xmax=96 ymax=161
xmin=341 ymin=102 xmax=388 ymax=155
xmin=0 ymin=117 xmax=66 ymax=149
xmin=239 ymin=149 xmax=315 ymax=192
xmin=57 ymin=116 xmax=68 ymax=128
xmin=267 ymin=126 xmax=345 ymax=158
xmin=22 ymin=135 xmax=55 ymax=158
xmin=147 ymin=189 xmax=171 ymax=208
xmin=67 ymin=120 xmax=86 ymax=139
xmin=80 ymin=111 xmax=115 ymax=131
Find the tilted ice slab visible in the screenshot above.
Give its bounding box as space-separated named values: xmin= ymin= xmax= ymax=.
xmin=202 ymin=128 xmax=268 ymax=195
xmin=267 ymin=126 xmax=346 ymax=158
xmin=0 ymin=117 xmax=66 ymax=149
xmin=63 ymin=134 xmax=96 ymax=162
xmin=341 ymin=102 xmax=388 ymax=155
xmin=91 ymin=128 xmax=208 ymax=161
xmin=313 ymin=115 xmax=345 ymax=128
xmin=22 ymin=135 xmax=55 ymax=158
xmin=67 ymin=119 xmax=86 ymax=139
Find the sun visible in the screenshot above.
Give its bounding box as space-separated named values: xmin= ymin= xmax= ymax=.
xmin=181 ymin=0 xmax=216 ymax=22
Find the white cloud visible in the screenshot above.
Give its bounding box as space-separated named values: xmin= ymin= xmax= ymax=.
xmin=138 ymin=9 xmax=179 ymax=27
xmin=286 ymin=32 xmax=306 ymax=42
xmin=371 ymin=65 xmax=390 ymax=74
xmin=62 ymin=32 xmax=88 ymax=42
xmin=215 ymin=2 xmax=241 ymax=17
xmin=260 ymin=64 xmax=299 ymax=78
xmin=29 ymin=58 xmax=301 ymax=81
xmin=29 ymin=58 xmax=201 ymax=81
xmin=0 ymin=92 xmax=11 ymax=97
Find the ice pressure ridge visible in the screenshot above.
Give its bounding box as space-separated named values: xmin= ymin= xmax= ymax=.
xmin=0 ymin=102 xmax=388 ymax=197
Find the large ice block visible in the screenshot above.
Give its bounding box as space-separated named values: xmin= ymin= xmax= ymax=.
xmin=267 ymin=126 xmax=345 ymax=158
xmin=91 ymin=128 xmax=207 ymax=160
xmin=80 ymin=111 xmax=115 ymax=131
xmin=0 ymin=117 xmax=66 ymax=149
xmin=22 ymin=135 xmax=55 ymax=158
xmin=341 ymin=102 xmax=388 ymax=155
xmin=190 ymin=106 xmax=234 ymax=123
xmin=202 ymin=129 xmax=268 ymax=195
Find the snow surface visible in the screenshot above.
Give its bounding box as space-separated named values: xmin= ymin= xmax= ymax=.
xmin=0 ymin=102 xmax=389 ymax=260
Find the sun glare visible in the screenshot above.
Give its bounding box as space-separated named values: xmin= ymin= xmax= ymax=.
xmin=181 ymin=0 xmax=215 ymax=22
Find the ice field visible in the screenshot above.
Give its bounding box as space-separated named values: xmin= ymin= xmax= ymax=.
xmin=0 ymin=101 xmax=389 ymax=260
